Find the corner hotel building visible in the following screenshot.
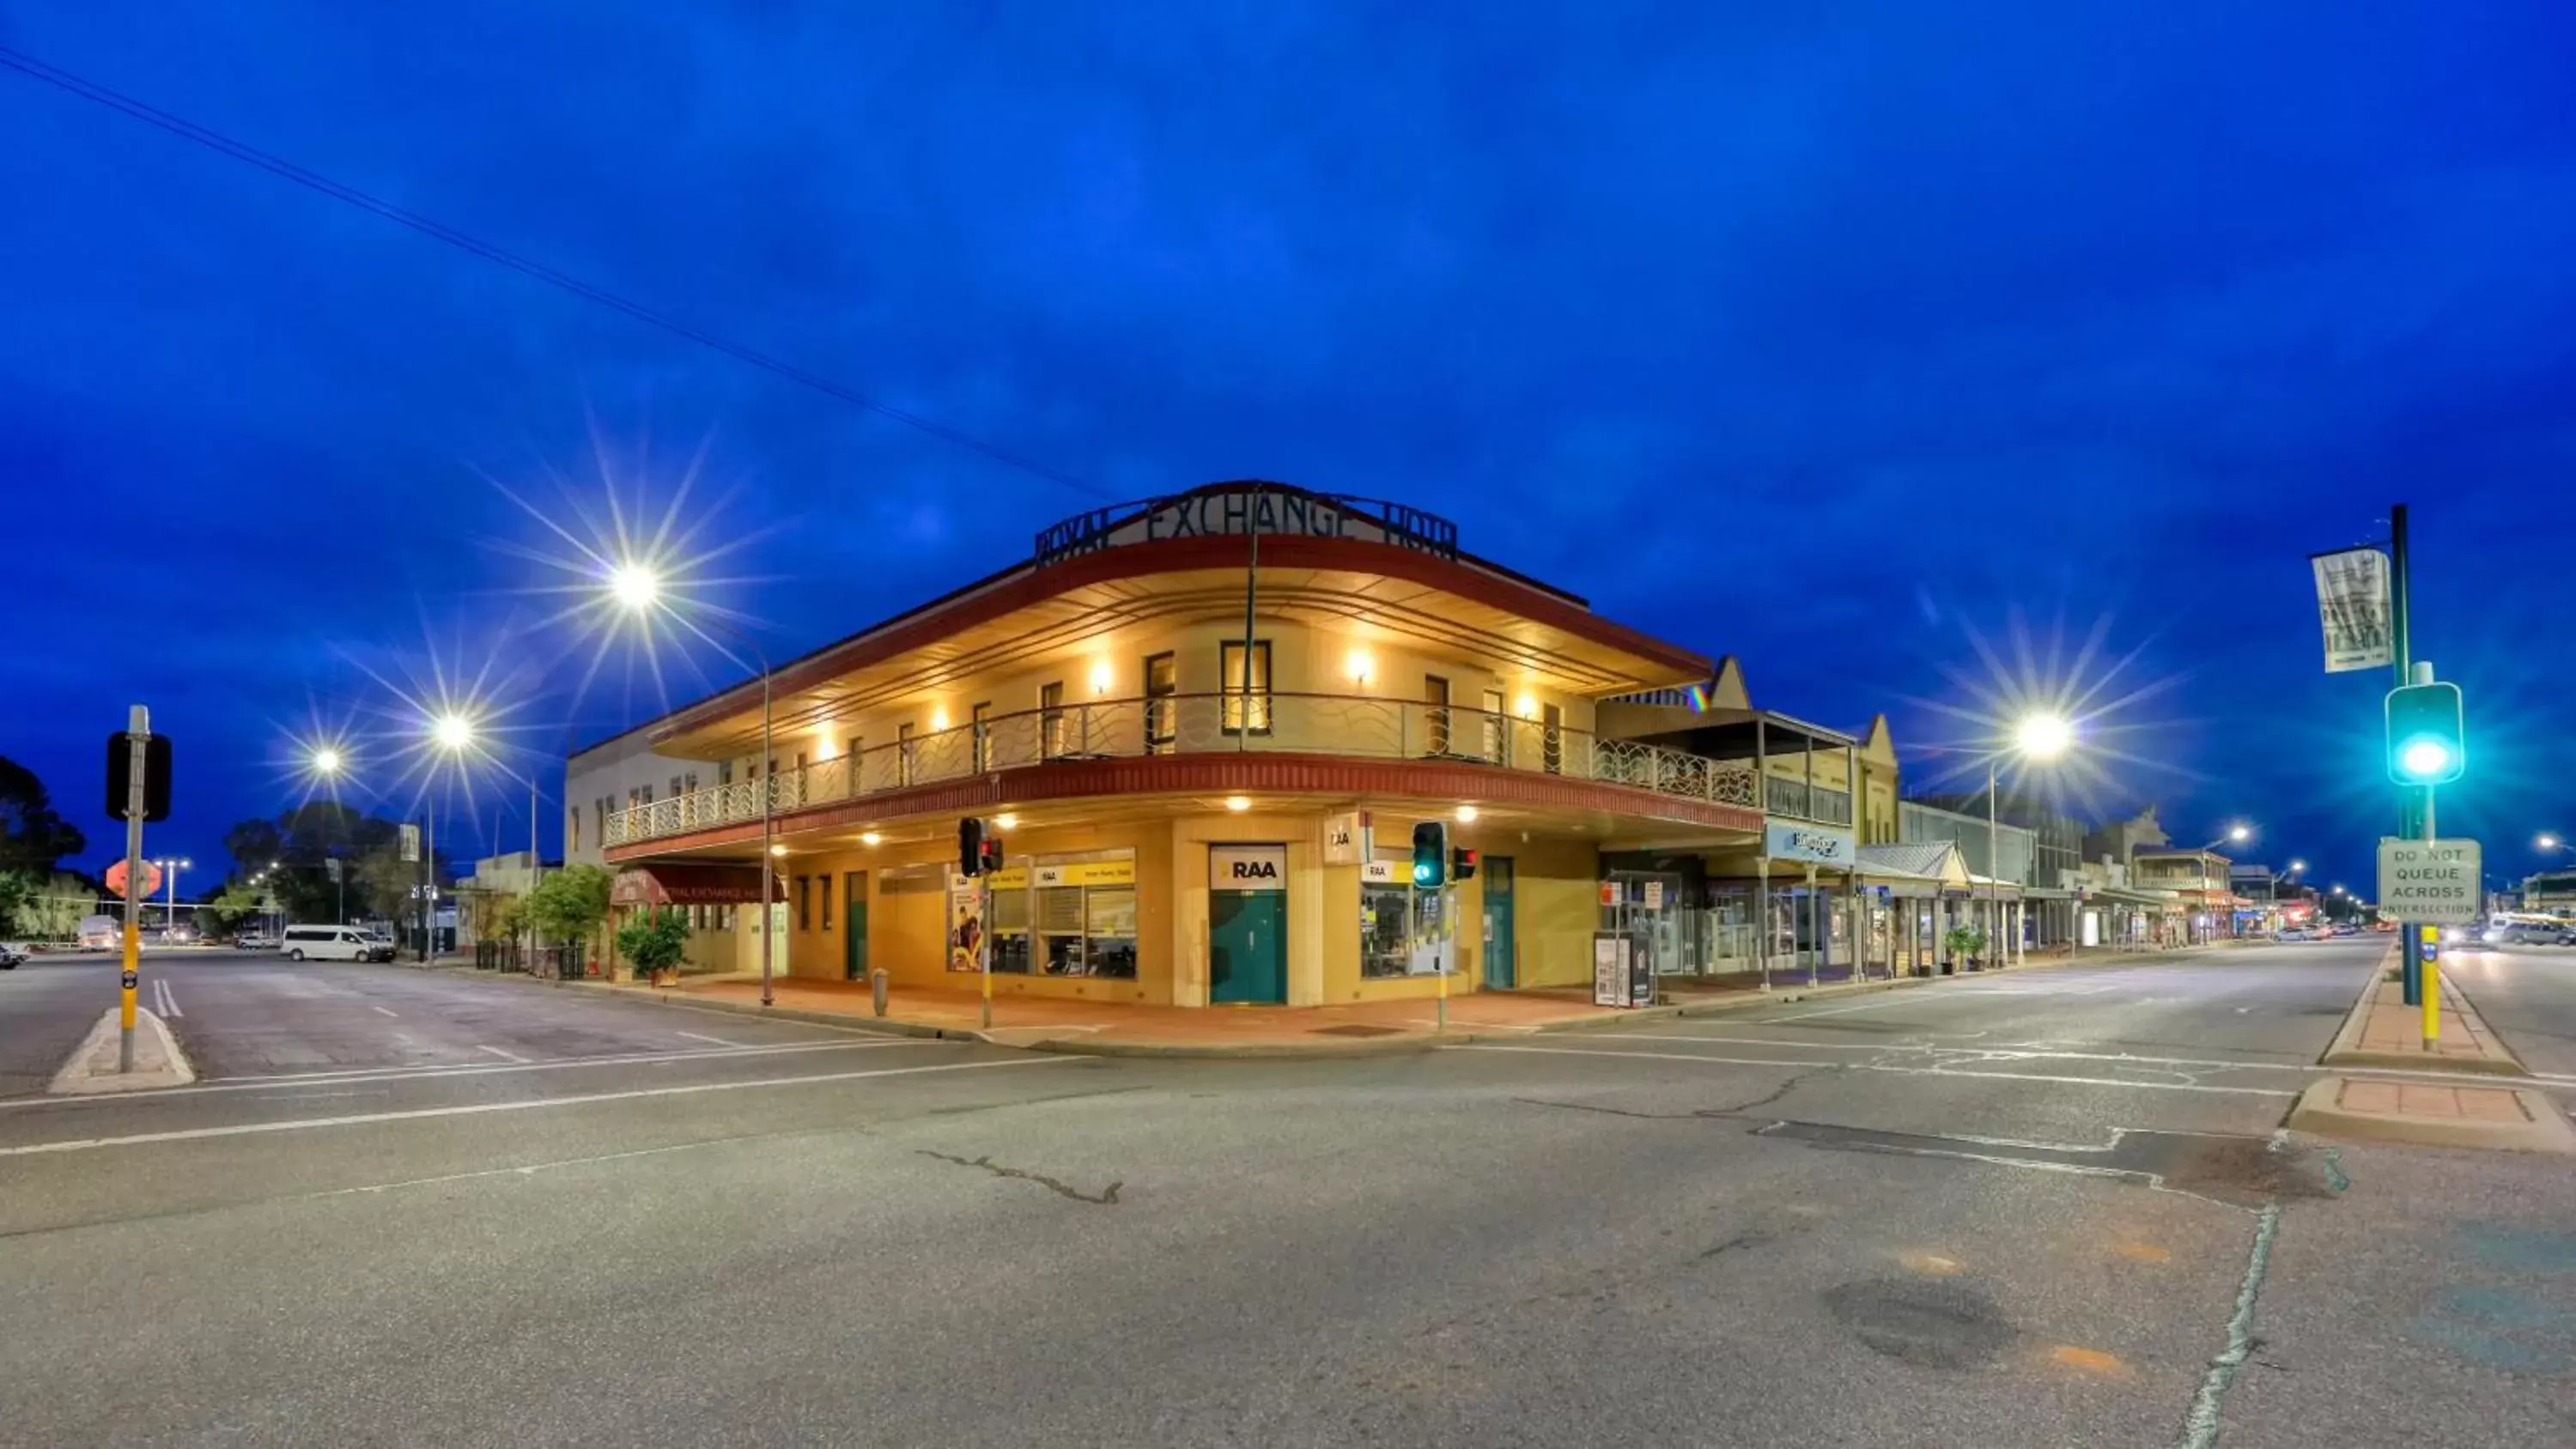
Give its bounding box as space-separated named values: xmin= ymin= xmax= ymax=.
xmin=566 ymin=481 xmax=1893 ymax=1006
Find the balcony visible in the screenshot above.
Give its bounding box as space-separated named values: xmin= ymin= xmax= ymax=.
xmin=1760 ymin=774 xmax=1853 ymax=828
xmin=604 ymin=692 xmax=1775 ymax=848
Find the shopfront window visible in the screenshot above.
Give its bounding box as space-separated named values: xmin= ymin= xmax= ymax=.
xmin=1361 ymin=873 xmax=1446 ymax=978
xmin=983 ymin=854 xmax=1139 ymax=979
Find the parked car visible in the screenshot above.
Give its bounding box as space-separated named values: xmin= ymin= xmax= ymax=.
xmin=233 ymin=931 xmax=275 ymax=951
xmin=2485 ymin=920 xmax=2575 ymax=949
xmin=280 ymin=925 xmax=398 ymax=962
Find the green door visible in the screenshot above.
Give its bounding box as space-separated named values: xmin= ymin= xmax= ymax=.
xmin=843 ymin=872 xmax=870 ymax=980
xmin=1482 ymin=857 xmax=1516 ymax=988
xmin=1209 ymin=891 xmax=1285 ymax=1003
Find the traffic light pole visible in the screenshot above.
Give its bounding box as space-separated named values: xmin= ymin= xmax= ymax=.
xmin=2390 ymin=504 xmax=2422 ymax=1006
xmin=118 ymin=706 xmax=149 ymax=1074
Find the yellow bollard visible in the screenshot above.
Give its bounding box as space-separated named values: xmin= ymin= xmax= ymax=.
xmin=2420 ymin=925 xmax=2440 ymax=1052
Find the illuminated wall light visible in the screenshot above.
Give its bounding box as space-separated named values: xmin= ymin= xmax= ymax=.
xmin=993 ymin=812 xmax=1018 ymax=830
xmin=1345 ymin=648 xmax=1374 ymax=688
xmin=860 ymin=831 xmax=882 ymax=846
xmin=1456 ymin=805 xmax=1479 ymax=823
xmin=1224 ymin=795 xmax=1252 ymax=813
xmin=930 ymin=706 xmax=950 ymax=732
xmin=1088 ymin=658 xmax=1115 ymax=696
xmin=1515 ymin=693 xmax=1540 ymax=719
xmin=769 ymin=844 xmax=788 ymax=857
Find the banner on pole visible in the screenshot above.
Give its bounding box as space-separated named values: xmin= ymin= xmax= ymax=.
xmin=398 ymin=823 xmax=422 ymax=864
xmin=2310 ymin=546 xmax=2394 ymax=673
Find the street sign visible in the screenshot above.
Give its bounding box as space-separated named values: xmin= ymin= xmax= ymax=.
xmin=2377 ymin=837 xmax=2481 ymax=925
xmin=398 ymin=824 xmax=421 ymax=864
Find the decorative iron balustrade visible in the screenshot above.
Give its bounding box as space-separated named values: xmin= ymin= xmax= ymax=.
xmin=603 ymin=692 xmax=1796 ymax=847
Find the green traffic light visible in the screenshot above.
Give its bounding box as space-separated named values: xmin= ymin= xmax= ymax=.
xmin=2384 ymin=682 xmax=2464 ymax=786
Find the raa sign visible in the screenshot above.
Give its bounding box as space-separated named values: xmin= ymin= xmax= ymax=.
xmin=1210 ymin=845 xmax=1288 ymax=891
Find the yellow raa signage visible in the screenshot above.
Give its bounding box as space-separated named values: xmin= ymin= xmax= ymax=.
xmin=985 ymin=858 xmax=1135 ymax=891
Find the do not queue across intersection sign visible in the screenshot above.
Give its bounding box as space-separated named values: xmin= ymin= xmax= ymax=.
xmin=2376 ymin=837 xmax=2481 ymax=925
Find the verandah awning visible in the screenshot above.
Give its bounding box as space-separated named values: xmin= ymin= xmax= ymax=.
xmin=611 ymin=864 xmax=786 ymax=908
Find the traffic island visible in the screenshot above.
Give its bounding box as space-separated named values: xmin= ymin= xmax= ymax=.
xmin=2288 ymin=1076 xmax=2576 ymax=1155
xmin=2318 ymin=965 xmax=2527 ymax=1077
xmin=48 ymin=1006 xmax=195 ymax=1094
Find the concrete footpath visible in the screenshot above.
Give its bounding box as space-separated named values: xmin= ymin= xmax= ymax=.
xmin=457 ymin=942 xmax=2239 ymax=1058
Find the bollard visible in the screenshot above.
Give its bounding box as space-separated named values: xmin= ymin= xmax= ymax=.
xmin=871 ymin=967 xmax=890 ymax=1018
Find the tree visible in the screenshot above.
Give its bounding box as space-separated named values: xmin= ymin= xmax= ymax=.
xmin=0 ymin=870 xmax=33 ymax=938
xmin=208 ymin=878 xmax=268 ymax=931
xmin=615 ymin=906 xmax=690 ymax=979
xmin=12 ymin=873 xmax=94 ymax=941
xmin=0 ymin=756 xmax=85 ymax=877
xmin=524 ymin=864 xmax=612 ymax=947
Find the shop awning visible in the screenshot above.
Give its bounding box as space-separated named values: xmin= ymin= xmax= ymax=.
xmin=611 ymin=864 xmax=786 ymax=907
xmin=1856 ymin=842 xmax=1971 ymax=896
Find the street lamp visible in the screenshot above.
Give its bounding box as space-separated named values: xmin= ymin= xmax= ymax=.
xmin=2539 ymin=834 xmax=2566 ymax=853
xmin=607 ymin=561 xmax=781 ymax=1007
xmin=417 ymin=712 xmax=477 ymax=962
xmin=150 ymin=857 xmax=191 ymax=938
xmin=1985 ymin=713 xmax=2074 ymax=970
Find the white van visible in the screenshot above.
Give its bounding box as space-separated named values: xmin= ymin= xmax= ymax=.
xmin=281 ymin=925 xmax=397 ymax=962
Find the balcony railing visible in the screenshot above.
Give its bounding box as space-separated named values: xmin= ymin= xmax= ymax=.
xmin=1760 ymin=773 xmax=1854 ymax=828
xmin=602 ymin=692 xmax=1809 ymax=848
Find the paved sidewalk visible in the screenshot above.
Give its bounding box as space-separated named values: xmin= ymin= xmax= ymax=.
xmin=531 ymin=940 xmax=2233 ymax=1057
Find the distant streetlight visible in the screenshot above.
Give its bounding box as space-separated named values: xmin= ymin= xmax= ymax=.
xmin=2287 ymin=859 xmax=2306 ymax=874
xmin=2014 ymin=713 xmax=2074 ymax=763
xmin=2540 ymin=833 xmax=2566 ymax=852
xmin=150 ymin=857 xmax=191 ymax=937
xmin=433 ymin=713 xmax=476 ymax=754
xmin=312 ymin=747 xmax=343 ymax=778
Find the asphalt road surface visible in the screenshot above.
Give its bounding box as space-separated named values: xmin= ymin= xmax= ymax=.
xmin=4 ymin=943 xmax=2573 ymax=1447
xmin=2442 ymin=943 xmax=2576 ymax=1077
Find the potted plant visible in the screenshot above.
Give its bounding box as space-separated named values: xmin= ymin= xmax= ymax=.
xmin=616 ymin=906 xmax=690 ymax=987
xmin=1943 ymin=924 xmax=1987 ymax=974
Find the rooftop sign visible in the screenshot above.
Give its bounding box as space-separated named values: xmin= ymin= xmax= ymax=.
xmin=1035 ymin=482 xmax=1457 ymax=567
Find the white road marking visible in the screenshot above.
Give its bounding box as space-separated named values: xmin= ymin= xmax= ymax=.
xmin=372 ymin=1006 xmax=398 ymax=1018
xmin=312 ymin=1137 xmax=770 ymax=1199
xmin=1450 ymin=1043 xmax=2300 ymax=1097
xmin=0 ymin=1056 xmax=1071 ymax=1156
xmin=672 ymin=1030 xmax=741 ymax=1048
xmin=0 ymin=1039 xmax=927 ymax=1110
xmin=152 ymin=977 xmax=182 ymax=1017
xmin=477 ymin=1044 xmax=530 ymax=1063
xmin=1584 ymin=1032 xmax=2319 ymax=1076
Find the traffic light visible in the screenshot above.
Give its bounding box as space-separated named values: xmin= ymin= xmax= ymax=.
xmin=958 ymin=816 xmax=986 ymax=876
xmin=105 ymin=731 xmax=172 ymax=822
xmin=981 ymin=833 xmax=1005 ymax=876
xmin=1450 ymin=846 xmax=1479 ymax=882
xmin=1411 ymin=821 xmax=1448 ymax=888
xmin=2385 ymin=682 xmax=2465 ymax=785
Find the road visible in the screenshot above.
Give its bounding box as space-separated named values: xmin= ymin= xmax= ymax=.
xmin=3 ymin=943 xmax=2573 ymax=1446
xmin=2443 ymin=943 xmax=2576 ymax=1077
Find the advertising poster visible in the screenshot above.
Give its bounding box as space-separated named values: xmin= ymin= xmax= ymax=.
xmin=947 ymin=866 xmax=984 ymax=972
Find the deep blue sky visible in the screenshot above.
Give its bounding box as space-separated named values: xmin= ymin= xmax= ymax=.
xmin=5 ymin=3 xmax=2573 ymax=898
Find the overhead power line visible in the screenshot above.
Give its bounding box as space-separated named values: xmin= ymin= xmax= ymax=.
xmin=0 ymin=45 xmax=1106 ymax=500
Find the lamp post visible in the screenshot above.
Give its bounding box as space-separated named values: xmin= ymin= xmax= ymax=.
xmin=151 ymin=857 xmax=191 ymax=939
xmin=608 ymin=562 xmax=778 ymax=1007
xmin=1988 ymin=713 xmax=2072 ymax=969
xmin=311 ymin=749 xmax=346 ymax=925
xmin=424 ymin=712 xmax=476 ymax=962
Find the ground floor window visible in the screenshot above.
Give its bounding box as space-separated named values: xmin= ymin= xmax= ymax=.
xmin=1361 ymin=879 xmax=1448 ymax=977
xmin=987 ymin=853 xmax=1139 ymax=979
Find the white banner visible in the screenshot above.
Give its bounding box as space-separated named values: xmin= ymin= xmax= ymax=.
xmin=2311 ymin=546 xmax=2394 ymax=673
